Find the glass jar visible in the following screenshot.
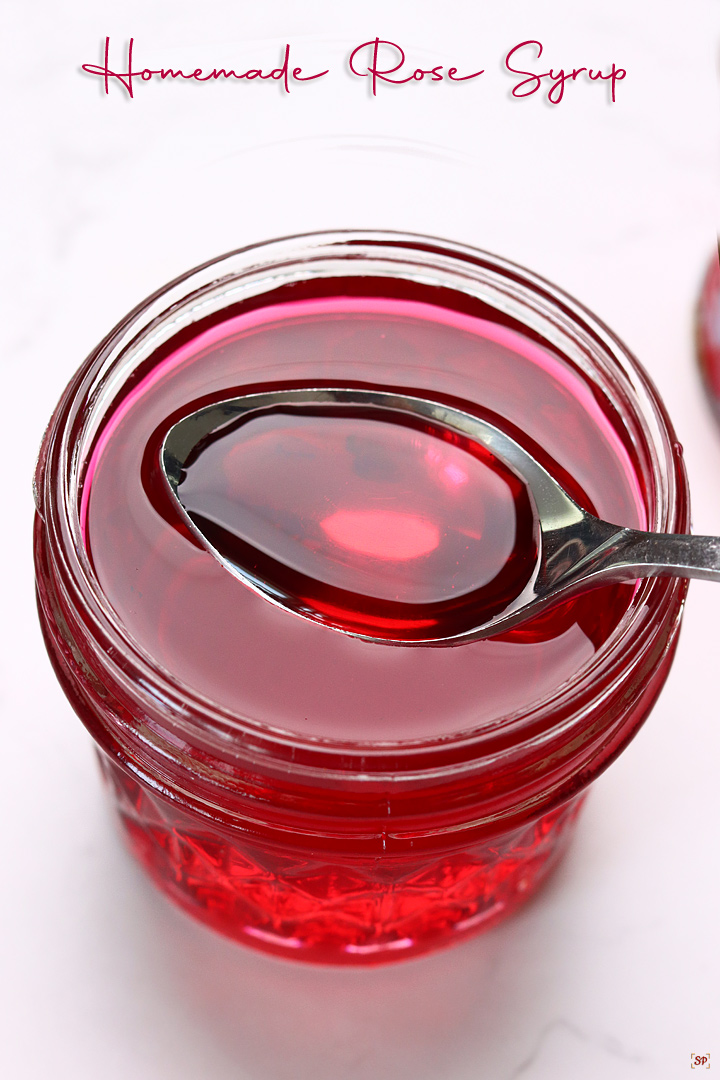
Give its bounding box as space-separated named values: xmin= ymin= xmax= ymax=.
xmin=34 ymin=231 xmax=689 ymax=963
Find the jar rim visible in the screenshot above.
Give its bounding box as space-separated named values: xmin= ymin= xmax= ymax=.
xmin=36 ymin=229 xmax=690 ymax=773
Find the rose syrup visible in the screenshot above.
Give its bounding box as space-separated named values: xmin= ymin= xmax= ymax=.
xmin=80 ymin=287 xmax=648 ymax=959
xmin=173 ymin=404 xmax=539 ymax=641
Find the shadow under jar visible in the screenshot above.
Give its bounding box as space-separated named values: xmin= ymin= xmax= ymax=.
xmin=34 ymin=231 xmax=689 ymax=964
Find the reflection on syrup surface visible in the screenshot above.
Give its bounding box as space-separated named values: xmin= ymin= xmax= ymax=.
xmin=84 ymin=293 xmax=644 ymax=742
xmin=176 ymin=408 xmax=537 ymax=640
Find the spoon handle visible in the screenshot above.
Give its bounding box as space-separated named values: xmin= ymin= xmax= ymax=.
xmin=597 ymin=529 xmax=720 ymax=583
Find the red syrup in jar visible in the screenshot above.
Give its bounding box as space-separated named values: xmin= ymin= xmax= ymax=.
xmin=80 ymin=289 xmax=647 ymax=961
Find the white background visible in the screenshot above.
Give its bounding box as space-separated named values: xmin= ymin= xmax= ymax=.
xmin=3 ymin=2 xmax=719 ymax=1077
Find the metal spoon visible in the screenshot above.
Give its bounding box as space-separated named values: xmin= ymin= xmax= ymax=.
xmin=161 ymin=388 xmax=720 ymax=646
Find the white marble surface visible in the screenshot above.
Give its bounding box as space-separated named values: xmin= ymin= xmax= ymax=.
xmin=2 ymin=2 xmax=719 ymax=1078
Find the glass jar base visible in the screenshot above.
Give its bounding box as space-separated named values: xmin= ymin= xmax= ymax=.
xmin=100 ymin=755 xmax=584 ymax=965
